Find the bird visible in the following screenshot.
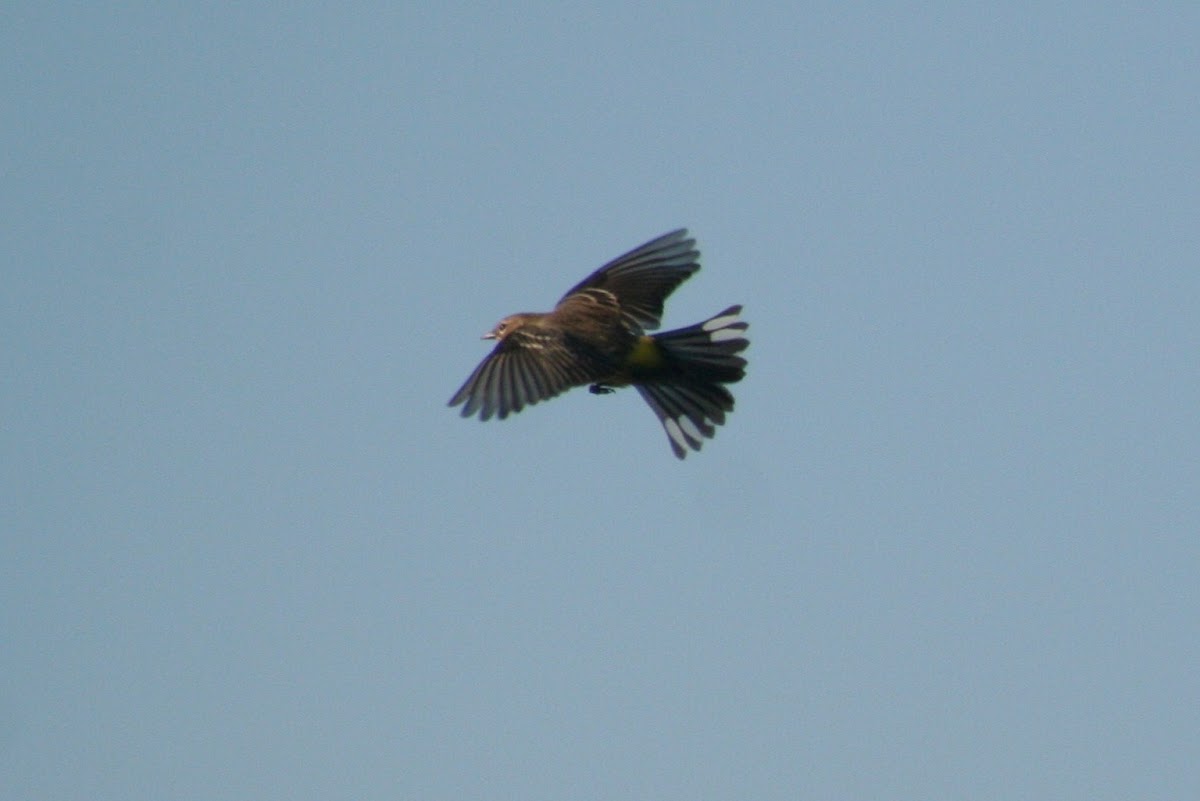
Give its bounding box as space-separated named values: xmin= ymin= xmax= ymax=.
xmin=448 ymin=229 xmax=749 ymax=458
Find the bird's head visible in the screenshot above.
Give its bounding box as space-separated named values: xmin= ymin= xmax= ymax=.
xmin=482 ymin=313 xmax=537 ymax=341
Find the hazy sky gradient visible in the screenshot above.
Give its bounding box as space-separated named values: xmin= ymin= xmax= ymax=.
xmin=4 ymin=4 xmax=1198 ymax=799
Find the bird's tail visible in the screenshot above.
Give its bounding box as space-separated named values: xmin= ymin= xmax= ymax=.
xmin=636 ymin=305 xmax=749 ymax=458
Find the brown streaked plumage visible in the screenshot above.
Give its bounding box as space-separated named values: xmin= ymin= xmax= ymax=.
xmin=448 ymin=229 xmax=749 ymax=458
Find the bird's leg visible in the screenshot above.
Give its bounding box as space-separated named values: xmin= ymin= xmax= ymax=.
xmin=588 ymin=383 xmax=614 ymax=395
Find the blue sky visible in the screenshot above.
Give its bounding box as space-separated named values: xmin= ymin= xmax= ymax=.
xmin=3 ymin=4 xmax=1198 ymax=799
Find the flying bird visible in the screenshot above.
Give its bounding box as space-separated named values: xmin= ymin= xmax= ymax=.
xmin=448 ymin=229 xmax=749 ymax=458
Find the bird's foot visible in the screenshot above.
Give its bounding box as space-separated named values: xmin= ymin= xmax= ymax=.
xmin=588 ymin=383 xmax=614 ymax=395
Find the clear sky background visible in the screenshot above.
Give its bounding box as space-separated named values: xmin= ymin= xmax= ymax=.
xmin=3 ymin=4 xmax=1198 ymax=800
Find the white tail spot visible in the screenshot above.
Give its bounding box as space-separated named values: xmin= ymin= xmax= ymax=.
xmin=702 ymin=312 xmax=740 ymax=332
xmin=664 ymin=418 xmax=690 ymax=452
xmin=678 ymin=416 xmax=704 ymax=443
xmin=709 ymin=327 xmax=745 ymax=343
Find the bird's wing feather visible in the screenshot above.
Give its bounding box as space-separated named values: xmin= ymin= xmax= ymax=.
xmin=556 ymin=229 xmax=700 ymax=330
xmin=448 ymin=327 xmax=596 ymax=420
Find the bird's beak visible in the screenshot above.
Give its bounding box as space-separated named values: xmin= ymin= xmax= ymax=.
xmin=481 ymin=331 xmax=497 ymax=340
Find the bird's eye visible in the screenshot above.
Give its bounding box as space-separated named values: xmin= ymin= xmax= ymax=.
xmin=495 ymin=322 xmax=507 ymax=334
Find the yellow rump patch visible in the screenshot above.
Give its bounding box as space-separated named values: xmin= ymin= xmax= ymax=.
xmin=627 ymin=336 xmax=665 ymax=370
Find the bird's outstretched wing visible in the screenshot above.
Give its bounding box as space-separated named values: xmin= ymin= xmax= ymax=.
xmin=556 ymin=229 xmax=699 ymax=331
xmin=448 ymin=326 xmax=597 ymax=421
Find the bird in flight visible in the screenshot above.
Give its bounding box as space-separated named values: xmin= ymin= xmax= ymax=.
xmin=448 ymin=229 xmax=749 ymax=458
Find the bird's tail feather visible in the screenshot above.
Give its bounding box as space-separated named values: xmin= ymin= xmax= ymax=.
xmin=637 ymin=305 xmax=749 ymax=458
